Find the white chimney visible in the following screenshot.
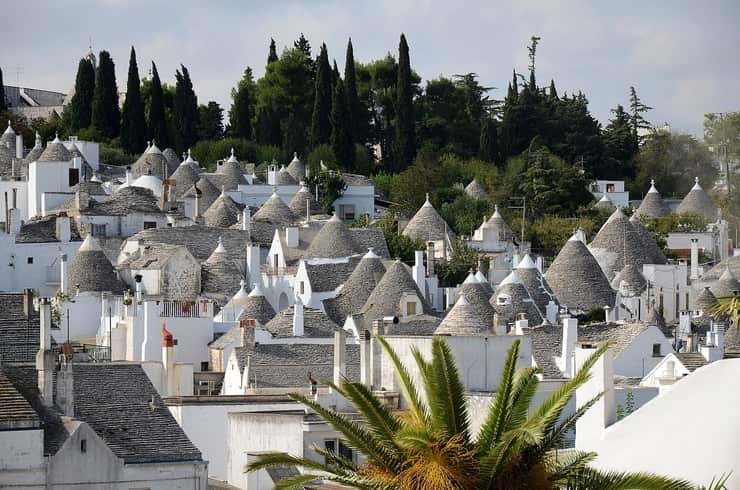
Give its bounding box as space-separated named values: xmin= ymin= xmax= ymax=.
xmin=37 ymin=298 xmax=54 ymax=406
xmin=690 ymin=238 xmax=699 ymax=280
xmin=536 ymin=255 xmax=544 ymax=274
xmin=701 ymin=322 xmax=726 ymax=362
xmin=242 ymin=206 xmax=251 ymax=233
xmin=333 ymin=328 xmax=347 ymax=386
xmin=412 ymin=250 xmax=425 ymax=291
xmin=60 ymin=253 xmax=68 ymax=295
xmin=545 ymin=300 xmax=558 ymax=324
xmin=306 ymin=198 xmax=311 ymax=224
xmin=604 ymin=305 xmax=615 ymax=323
xmin=56 ymin=215 xmax=71 ymax=242
xmin=426 ymin=242 xmax=435 ymax=275
xmin=285 ymin=226 xmax=299 ymax=248
xmin=575 ymin=344 xmax=615 ymax=452
xmin=514 ymin=313 xmax=528 ymax=335
xmin=8 ymin=208 xmax=20 ymax=235
xmin=293 ymin=298 xmax=304 ymax=337
xmin=560 ymin=315 xmax=578 ymax=378
xmin=246 ymin=243 xmax=261 ymax=288
xmin=161 ymin=324 xmax=176 ymax=397
xmin=15 ymin=134 xmax=23 ymax=159
xmin=125 ymin=166 xmax=132 ymax=186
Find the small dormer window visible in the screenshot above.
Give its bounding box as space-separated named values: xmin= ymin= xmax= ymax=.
xmin=300 ymin=281 xmax=305 ymax=294
xmin=406 ymin=302 xmax=416 ymax=316
xmin=497 ymin=294 xmax=511 ymax=306
xmin=80 ymin=439 xmax=87 ymax=453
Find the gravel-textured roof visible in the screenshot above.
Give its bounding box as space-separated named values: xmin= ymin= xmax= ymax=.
xmin=71 ymin=363 xmax=203 ymax=463
xmin=457 ymin=274 xmax=496 ymax=326
xmin=162 ymin=148 xmax=181 ymax=175
xmin=323 ymin=250 xmax=387 ymax=324
xmin=435 ymin=295 xmax=491 ymax=335
xmin=237 ymin=284 xmax=277 ymax=325
xmin=676 ymin=178 xmax=718 ymax=222
xmin=15 ymin=215 xmax=83 ymax=243
xmin=286 ymin=153 xmax=307 ymax=181
xmin=349 ymin=228 xmax=391 ymax=258
xmin=635 ymin=180 xmax=670 ymax=219
xmin=402 ymin=194 xmax=456 ymax=242
xmin=276 ymin=166 xmax=298 ymax=185
xmin=710 ymin=267 xmax=740 ymax=298
xmin=589 ymin=208 xmax=664 ymax=279
xmin=170 ymin=161 xmax=200 ymax=198
xmin=234 ymin=343 xmax=360 ymax=388
xmin=305 ymin=214 xmax=358 ymax=259
xmin=183 ymin=176 xmax=221 ymax=216
xmin=67 ymin=235 xmax=125 ymax=293
xmin=675 ymin=352 xmax=707 ymax=372
xmin=545 ymin=233 xmax=616 ymax=312
xmin=491 ymin=271 xmax=543 ymax=325
xmin=696 ymin=286 xmax=718 ymax=311
xmin=486 ymin=205 xmax=515 ymax=241
xmin=24 ymin=138 xmax=44 ymax=164
xmin=263 ymin=304 xmax=340 ymax=338
xmin=464 ymin=179 xmax=489 ymax=200
xmin=627 ymin=214 xmax=667 ymax=265
xmin=359 ymin=260 xmax=436 ymax=321
xmin=0 ymin=370 xmax=39 ymax=428
xmin=0 ymin=122 xmax=15 ymax=148
xmin=203 ymin=192 xmax=243 ymax=228
xmin=119 ymin=243 xmax=187 ymax=270
xmin=214 ymin=149 xmax=248 ymax=190
xmin=593 ymin=194 xmax=616 ymax=212
xmin=611 ymin=264 xmax=647 ymax=296
xmin=129 ymin=225 xmax=262 ymax=262
xmin=724 ymin=322 xmax=740 ymax=355
xmin=0 ymin=293 xmax=41 ymax=362
xmin=38 ymin=136 xmax=72 ymax=162
xmin=201 ymin=238 xmax=243 ymax=300
xmin=289 ymin=185 xmax=322 ymax=216
xmin=131 ymin=144 xmax=169 ymax=179
xmin=70 ymin=180 xmax=107 ymax=196
xmin=253 ymin=192 xmax=297 ymax=224
xmin=304 ymin=258 xmax=357 ymax=292
xmin=515 ymin=254 xmax=557 ymax=312
xmin=0 ymin=142 xmax=16 ymax=178
xmin=82 ymin=185 xmax=163 ymax=216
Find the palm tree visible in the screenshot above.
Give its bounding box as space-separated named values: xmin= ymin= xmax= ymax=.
xmin=246 ymin=337 xmax=695 ymax=489
xmin=712 ymin=293 xmax=740 ymax=323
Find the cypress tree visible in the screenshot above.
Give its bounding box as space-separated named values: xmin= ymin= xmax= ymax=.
xmin=148 ymin=62 xmax=169 ymax=148
xmin=0 ymin=67 xmax=6 ymax=111
xmin=478 ymin=118 xmax=499 ymax=163
xmin=69 ymin=58 xmax=95 ymax=130
xmin=91 ymin=50 xmax=120 ymax=138
xmin=229 ymin=67 xmax=255 ymax=139
xmin=331 ymin=77 xmax=354 ymax=171
xmin=120 ymin=46 xmax=147 ymax=154
xmin=310 ymin=43 xmax=332 ymax=147
xmin=344 ymin=38 xmax=361 ymax=144
xmin=267 ymin=38 xmax=278 ymax=65
xmin=549 ymin=79 xmax=558 ymax=99
xmin=174 ymin=64 xmax=199 ymax=153
xmin=395 ymin=33 xmax=416 ymax=171
xmin=331 ymin=60 xmax=340 ymax=88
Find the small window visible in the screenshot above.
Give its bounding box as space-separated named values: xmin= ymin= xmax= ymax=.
xmin=406 ymin=301 xmax=416 ymax=316
xmin=68 ymin=168 xmax=79 ymax=187
xmin=80 ymin=439 xmax=87 ymax=453
xmin=90 ymin=224 xmax=106 ymax=237
xmin=27 ymin=257 xmax=33 ymax=264
xmin=339 ymin=204 xmax=355 ymax=221
xmin=606 ymin=183 xmax=615 ymax=193
xmin=300 ymin=281 xmax=305 ymax=294
xmin=324 ymin=439 xmax=353 ymax=463
xmin=273 ymin=254 xmax=279 ymax=271
xmin=200 ymin=361 xmax=209 ymax=372
xmin=143 ymin=221 xmax=157 ymax=230
xmin=652 ymin=343 xmax=662 ymax=357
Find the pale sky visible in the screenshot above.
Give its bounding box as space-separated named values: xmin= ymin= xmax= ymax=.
xmin=4 ymin=0 xmax=740 ymax=136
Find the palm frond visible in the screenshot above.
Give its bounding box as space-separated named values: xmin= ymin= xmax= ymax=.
xmin=564 ymin=467 xmax=696 ymax=489
xmin=475 ymin=339 xmax=521 ymax=455
xmin=545 ymin=450 xmax=596 ymax=481
xmin=427 ymin=337 xmax=471 ymax=443
xmin=377 ymin=336 xmax=430 ymax=429
xmin=503 ymin=366 xmax=541 ymax=434
xmin=290 ymin=392 xmax=405 ymax=473
xmin=313 ymin=445 xmax=359 ymax=473
xmin=273 ymin=473 xmax=325 ymax=490
xmin=395 ymin=424 xmax=437 ymax=451
xmin=245 ymin=451 xmax=339 ymax=475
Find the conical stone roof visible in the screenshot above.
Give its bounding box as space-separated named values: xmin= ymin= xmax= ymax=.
xmin=0 ymin=142 xmax=15 ymax=177
xmin=696 ymin=286 xmax=718 ymax=312
xmin=544 ymin=233 xmax=616 ymax=312
xmin=458 ymin=274 xmax=496 ymax=325
xmin=305 ymin=214 xmax=357 ymax=259
xmin=131 ymin=142 xmax=168 ymax=179
xmin=435 ymin=295 xmax=491 ymax=335
xmin=203 ymin=191 xmax=242 ymax=228
xmin=710 ymin=267 xmax=740 ymax=298
xmin=676 ymin=178 xmax=718 ymax=222
xmin=627 ymin=214 xmax=667 ymax=265
xmin=486 ymin=205 xmax=515 ymax=241
xmin=225 ymin=280 xmax=250 ymax=309
xmin=323 ymin=248 xmax=387 ymax=324
xmin=67 ymin=235 xmax=125 ymax=294
xmin=491 ymin=271 xmax=543 ymax=325
xmin=183 ymin=176 xmax=220 ymax=215
xmin=593 ymin=194 xmax=616 ymax=212
xmin=516 ymin=254 xmax=557 ymax=312
xmin=170 ymin=161 xmax=200 ymax=198
xmin=253 ymin=191 xmax=296 ymax=224
xmin=286 ymin=153 xmax=306 ymax=181
xmin=464 ymin=179 xmax=488 ymax=200
xmin=0 ymin=121 xmax=15 ymax=148
xmin=216 ymin=149 xmax=247 ymax=190
xmin=201 ymin=237 xmax=242 ymax=300
xmin=360 ymin=259 xmax=435 ymax=320
xmin=162 ymin=148 xmax=181 ymax=175
xmin=24 ymin=133 xmax=43 ymax=163
xmin=289 ymin=184 xmax=322 ymax=217
xmin=276 ymin=165 xmax=298 ymax=185
xmin=402 ymin=194 xmax=455 ymax=242
xmin=611 ymin=264 xmax=647 ymax=296
xmin=38 ymin=136 xmax=72 ymax=163
xmin=635 ymin=180 xmax=670 ymax=219
xmin=238 ymin=283 xmax=277 ymax=325
xmin=589 ymin=208 xmax=659 ymax=280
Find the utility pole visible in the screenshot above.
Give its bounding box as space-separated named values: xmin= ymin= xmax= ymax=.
xmin=509 ymin=196 xmax=526 ymax=244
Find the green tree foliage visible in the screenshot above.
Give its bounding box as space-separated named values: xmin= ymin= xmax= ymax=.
xmin=306 ymin=143 xmax=336 ymax=175
xmin=99 ymin=144 xmax=136 ymax=166
xmin=436 ymin=241 xmax=481 ymax=286
xmin=529 ymin=215 xmax=600 ymax=256
xmin=330 ymin=77 xmax=355 ymax=171
xmin=229 ymin=67 xmax=256 ymax=139
xmin=148 ymin=62 xmax=170 ymax=148
xmin=173 ymin=64 xmax=199 ymax=152
xmin=373 ymin=212 xmax=425 ymax=262
xmin=0 ymin=67 xmax=5 ymax=111
xmin=602 ymin=104 xmax=638 ymax=179
xmin=91 ymin=50 xmax=120 ymax=139
xmin=293 ymin=33 xmax=315 ymax=78
xmin=68 ymin=58 xmax=95 ymax=130
xmin=631 ymin=130 xmax=717 ymax=197
xmin=267 ymin=38 xmax=278 ymax=65
xmin=191 ymin=138 xmax=280 ymax=170
xmin=247 ymin=338 xmax=694 ymax=490
xmin=307 ymin=170 xmax=346 ymax=214
xmin=440 ymin=194 xmax=492 ymax=236
xmin=479 ymin=117 xmax=499 ymax=163
xmin=120 ymin=46 xmax=147 ymax=154
xmin=282 ymin=112 xmax=307 ymax=159
xmin=197 ymin=101 xmax=224 ymax=141
xmin=344 ymin=38 xmax=361 ymax=143
xmin=310 ymin=44 xmax=333 ymax=147
xmin=629 ymin=86 xmax=653 ymax=140
xmin=395 ymin=33 xmax=416 ymax=171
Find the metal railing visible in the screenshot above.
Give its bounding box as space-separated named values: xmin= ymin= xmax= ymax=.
xmin=160 ymin=300 xmax=209 ymax=318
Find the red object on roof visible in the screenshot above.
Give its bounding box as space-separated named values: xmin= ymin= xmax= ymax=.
xmin=161 ymin=324 xmax=174 ymax=347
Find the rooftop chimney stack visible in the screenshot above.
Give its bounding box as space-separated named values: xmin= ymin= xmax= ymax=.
xmin=240 ymin=319 xmax=256 ymax=349
xmin=161 ymin=324 xmax=176 ymax=396
xmin=36 ymin=298 xmax=55 ymax=407
xmin=293 ymin=298 xmax=304 ymax=337
xmin=333 ymin=328 xmax=347 ymax=386
xmin=242 ymin=206 xmax=251 ymax=233
xmin=575 ymin=344 xmax=615 ymax=451
xmin=690 ymin=238 xmax=699 ymax=280
xmin=426 ymin=241 xmax=435 ymax=276
xmin=560 ymin=315 xmax=578 ymax=378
